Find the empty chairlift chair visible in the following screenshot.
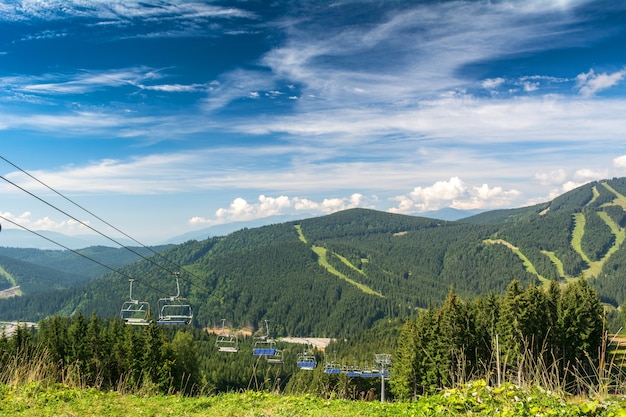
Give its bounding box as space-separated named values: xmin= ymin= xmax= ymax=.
xmin=156 ymin=272 xmax=193 ymax=326
xmin=266 ymin=348 xmax=284 ymax=364
xmin=297 ymin=348 xmax=317 ymax=370
xmin=120 ymin=279 xmax=151 ymax=326
xmin=323 ymin=362 xmax=342 ymax=374
xmin=252 ymin=320 xmax=281 ymax=363
xmin=215 ymin=319 xmax=239 ymax=353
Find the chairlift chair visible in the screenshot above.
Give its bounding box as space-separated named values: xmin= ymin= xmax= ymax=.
xmin=265 ymin=348 xmax=284 ymax=364
xmin=156 ymin=273 xmax=193 ymax=325
xmin=252 ymin=320 xmax=277 ymax=356
xmin=120 ymin=279 xmax=151 ymax=326
xmin=215 ymin=319 xmax=239 ymax=353
xmin=296 ymin=348 xmax=317 ymax=370
xmin=343 ymin=361 xmax=361 ymax=377
xmin=323 ymin=361 xmax=342 ymax=374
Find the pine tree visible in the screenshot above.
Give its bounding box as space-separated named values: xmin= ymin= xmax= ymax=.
xmin=496 ymin=280 xmax=523 ymax=364
xmin=561 ymin=279 xmax=604 ymax=368
xmin=391 ymin=319 xmax=420 ymax=399
xmin=67 ymin=312 xmax=88 ymax=369
xmin=171 ymin=330 xmax=199 ymax=393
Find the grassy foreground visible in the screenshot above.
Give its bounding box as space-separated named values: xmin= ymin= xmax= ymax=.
xmin=2 ymin=380 xmax=626 ymax=417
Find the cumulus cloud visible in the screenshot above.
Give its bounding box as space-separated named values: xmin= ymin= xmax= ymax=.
xmin=0 ymin=211 xmax=89 ymax=233
xmin=614 ymin=155 xmax=626 ymax=169
xmin=535 ymin=169 xmax=568 ymax=186
xmin=189 ymin=193 xmax=367 ymax=225
xmin=388 ymin=177 xmax=520 ymax=213
xmin=482 ymin=77 xmax=505 ymax=89
xmin=576 ymin=68 xmax=626 ymax=97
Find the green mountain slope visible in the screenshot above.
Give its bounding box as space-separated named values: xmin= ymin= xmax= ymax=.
xmin=3 ymin=178 xmax=626 ymax=334
xmin=0 ymin=245 xmax=170 ymax=296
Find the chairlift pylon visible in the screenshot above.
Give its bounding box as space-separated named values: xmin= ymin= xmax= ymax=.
xmin=156 ymin=272 xmax=193 ymax=325
xmin=120 ymin=279 xmax=151 ymax=326
xmin=215 ymin=319 xmax=239 ymax=353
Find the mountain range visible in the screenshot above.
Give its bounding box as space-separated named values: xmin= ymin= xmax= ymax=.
xmin=1 ymin=178 xmax=625 ymax=337
xmin=1 ymin=208 xmax=479 ymax=249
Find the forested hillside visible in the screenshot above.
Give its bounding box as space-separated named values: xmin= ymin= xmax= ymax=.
xmin=0 ymin=246 xmax=170 ymax=297
xmin=2 ymin=178 xmax=626 ymax=337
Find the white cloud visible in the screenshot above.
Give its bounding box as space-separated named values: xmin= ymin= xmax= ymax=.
xmin=482 ymin=77 xmax=505 ymax=89
xmin=140 ymin=83 xmax=205 ymax=93
xmin=0 ymin=1 xmax=254 ymax=23
xmin=523 ymin=81 xmax=539 ymax=92
xmin=576 ymin=68 xmax=626 ymax=97
xmin=389 ymin=177 xmax=521 ymax=213
xmin=11 ymin=67 xmax=168 ymax=95
xmin=573 ymin=168 xmax=607 ymax=182
xmin=535 ymin=169 xmax=568 ymax=186
xmin=614 ymin=155 xmax=626 ymax=169
xmin=234 ymin=95 xmax=626 ymax=145
xmin=0 ymin=210 xmax=89 ymax=233
xmin=189 ymin=193 xmax=367 ymax=225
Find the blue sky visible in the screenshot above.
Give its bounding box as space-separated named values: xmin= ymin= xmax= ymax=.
xmin=1 ymin=0 xmax=626 ymax=244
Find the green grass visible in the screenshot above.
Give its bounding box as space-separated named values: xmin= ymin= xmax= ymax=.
xmin=311 ymin=246 xmax=382 ymax=297
xmin=2 ymin=381 xmax=624 ymax=417
xmin=601 ymin=182 xmax=626 ymax=209
xmin=541 ymin=250 xmax=565 ymax=278
xmin=0 ymin=265 xmax=17 ymax=287
xmin=296 ymin=224 xmax=381 ymax=297
xmin=484 ymin=239 xmax=550 ymax=285
xmin=571 ymin=213 xmax=591 ymax=265
xmin=294 ymin=225 xmax=307 ymax=244
xmin=571 ymin=212 xmax=625 ymax=278
xmin=333 ymin=252 xmax=366 ymax=276
xmin=588 ymin=185 xmax=600 ymax=207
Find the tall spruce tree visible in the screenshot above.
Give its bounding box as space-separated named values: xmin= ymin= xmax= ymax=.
xmin=561 ymin=279 xmax=604 ymax=368
xmin=391 ymin=319 xmax=420 ymax=400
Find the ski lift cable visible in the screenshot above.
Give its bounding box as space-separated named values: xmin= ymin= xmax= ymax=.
xmin=0 ymin=213 xmax=163 ymax=293
xmin=0 ymin=155 xmax=207 ymax=286
xmin=0 ymin=172 xmax=204 ymax=294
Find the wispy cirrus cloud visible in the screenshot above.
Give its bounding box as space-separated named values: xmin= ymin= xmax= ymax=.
xmin=4 ymin=67 xmax=202 ymax=96
xmin=257 ymin=1 xmax=595 ymax=110
xmin=0 ymin=1 xmax=254 ymax=22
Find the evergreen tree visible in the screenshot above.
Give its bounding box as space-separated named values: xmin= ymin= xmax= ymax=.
xmin=142 ymin=323 xmax=174 ymax=392
xmin=67 ymin=312 xmax=89 ymax=369
xmin=496 ymin=280 xmax=523 ymax=364
xmin=171 ymin=330 xmax=200 ymax=394
xmin=391 ymin=319 xmax=420 ymax=400
xmin=561 ymin=279 xmax=604 ymax=368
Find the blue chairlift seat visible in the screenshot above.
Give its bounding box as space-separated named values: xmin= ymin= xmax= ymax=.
xmin=266 ymin=349 xmax=284 ymax=364
xmin=253 ymin=335 xmax=277 ymax=356
xmin=297 ymin=361 xmax=317 ymax=370
xmin=323 ymin=361 xmax=342 ymax=374
xmin=297 ymin=350 xmax=317 ymax=370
